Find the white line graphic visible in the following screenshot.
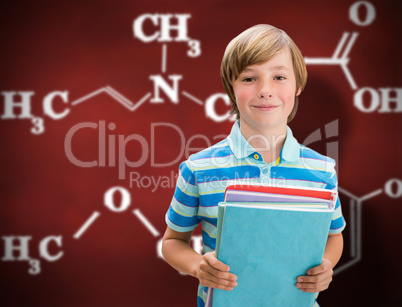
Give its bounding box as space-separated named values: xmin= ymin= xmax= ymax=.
xmin=133 ymin=209 xmax=160 ymax=237
xmin=70 ymin=41 xmax=205 ymax=113
xmin=359 ymin=189 xmax=382 ymax=202
xmin=182 ymin=91 xmax=203 ymax=105
xmin=73 ymin=211 xmax=101 ymax=239
xmin=71 ymin=86 xmax=151 ymax=112
xmin=334 ymin=186 xmax=383 ymax=275
xmin=70 ymin=88 xmax=106 ymax=106
xmin=162 ymin=44 xmax=167 ymax=73
xmin=305 ymin=32 xmax=359 ymax=90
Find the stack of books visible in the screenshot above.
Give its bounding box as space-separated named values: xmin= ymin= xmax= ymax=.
xmin=205 ymin=183 xmax=336 ymax=307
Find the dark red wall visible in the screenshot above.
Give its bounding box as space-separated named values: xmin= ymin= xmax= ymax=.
xmin=1 ymin=0 xmax=401 ymax=306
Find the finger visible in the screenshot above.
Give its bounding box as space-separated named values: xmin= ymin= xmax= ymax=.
xmin=297 ymin=286 xmax=321 ymax=293
xmin=307 ymin=259 xmax=332 ymax=276
xmin=202 ymin=273 xmax=238 ymax=288
xmin=206 ymin=254 xmax=231 ymax=272
xmin=296 ymin=282 xmax=330 ymax=292
xmin=297 ymin=279 xmax=330 ymax=289
xmin=207 ymin=265 xmax=237 ymax=282
xmin=296 ymin=276 xmax=332 ymax=292
xmin=201 ymin=279 xmax=235 ymax=291
xmin=297 ymin=271 xmax=332 ymax=283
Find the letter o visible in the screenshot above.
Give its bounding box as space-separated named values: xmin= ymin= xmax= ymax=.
xmin=349 ymin=1 xmax=376 ymax=26
xmin=104 ymin=186 xmax=131 ymax=212
xmin=354 ymin=87 xmax=379 ymax=113
xmin=384 ymin=179 xmax=402 ymax=199
xmin=140 ymin=176 xmax=152 ymax=188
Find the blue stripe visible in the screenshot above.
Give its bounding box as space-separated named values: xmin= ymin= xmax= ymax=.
xmin=334 ymin=197 xmax=340 ymax=209
xmin=180 ymin=161 xmax=196 ymax=185
xmin=326 ymin=172 xmax=338 ymax=190
xmin=200 ymin=216 xmax=217 ymax=226
xmin=195 ymin=166 xmax=260 ymax=183
xmin=197 ymin=295 xmax=205 ymax=307
xmin=190 ymin=145 xmax=233 ymax=161
xmin=272 ymin=166 xmax=336 ymax=186
xmin=174 ymin=187 xmax=198 ymax=207
xmin=173 ymin=195 xmax=197 ymax=208
xmin=330 ymin=216 xmax=345 ymax=230
xmin=203 ymin=219 xmax=218 ymax=228
xmin=202 ymin=232 xmax=216 ymax=250
xmin=167 ymin=208 xmax=200 ymax=227
xmin=199 ymin=193 xmax=225 ymax=207
xmin=203 ymin=242 xmax=212 ymax=253
xmin=300 ymin=147 xmax=334 ymax=163
xmin=326 ymin=182 xmax=336 ymax=190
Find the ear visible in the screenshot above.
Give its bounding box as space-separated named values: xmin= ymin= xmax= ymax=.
xmin=295 ymin=86 xmax=302 ymax=96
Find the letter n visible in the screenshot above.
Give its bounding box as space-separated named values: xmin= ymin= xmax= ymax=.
xmin=149 ymin=75 xmax=182 ymax=104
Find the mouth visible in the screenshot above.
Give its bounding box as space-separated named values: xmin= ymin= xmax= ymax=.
xmin=252 ymin=105 xmax=279 ymax=111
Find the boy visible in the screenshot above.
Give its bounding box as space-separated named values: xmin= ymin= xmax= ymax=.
xmin=162 ymin=24 xmax=345 ymax=307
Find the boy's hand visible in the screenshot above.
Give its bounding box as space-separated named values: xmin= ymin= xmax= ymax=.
xmin=296 ymin=258 xmax=333 ymax=292
xmin=196 ymin=251 xmax=238 ymax=291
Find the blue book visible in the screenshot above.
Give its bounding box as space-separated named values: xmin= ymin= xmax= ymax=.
xmin=211 ymin=202 xmax=333 ymax=307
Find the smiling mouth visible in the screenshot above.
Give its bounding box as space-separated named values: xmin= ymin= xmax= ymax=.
xmin=253 ymin=105 xmax=279 ymax=111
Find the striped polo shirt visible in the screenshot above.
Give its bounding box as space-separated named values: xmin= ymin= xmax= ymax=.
xmin=165 ymin=120 xmax=346 ymax=306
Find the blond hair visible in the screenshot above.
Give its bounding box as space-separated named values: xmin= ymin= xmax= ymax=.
xmin=220 ymin=24 xmax=307 ymax=123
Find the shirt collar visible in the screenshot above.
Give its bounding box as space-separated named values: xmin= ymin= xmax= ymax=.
xmin=227 ymin=120 xmax=300 ymax=162
xmin=281 ymin=125 xmax=300 ymax=162
xmin=227 ymin=120 xmax=255 ymax=159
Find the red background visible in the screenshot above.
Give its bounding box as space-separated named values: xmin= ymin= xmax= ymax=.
xmin=0 ymin=0 xmax=401 ymax=306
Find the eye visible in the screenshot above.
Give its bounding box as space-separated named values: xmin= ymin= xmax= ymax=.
xmin=274 ymin=76 xmax=286 ymax=81
xmin=241 ymin=77 xmax=255 ymax=82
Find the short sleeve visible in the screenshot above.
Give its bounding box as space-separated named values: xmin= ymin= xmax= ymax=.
xmin=165 ymin=160 xmax=201 ymax=232
xmin=325 ymin=163 xmax=346 ymax=234
xmin=329 ymin=196 xmax=346 ymax=233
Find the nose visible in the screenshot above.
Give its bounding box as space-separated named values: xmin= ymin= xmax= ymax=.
xmin=257 ymin=81 xmax=273 ymax=98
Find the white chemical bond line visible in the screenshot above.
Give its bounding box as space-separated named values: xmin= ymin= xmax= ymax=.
xmin=71 ymin=86 xmax=152 ymax=112
xmin=73 ymin=209 xmax=160 ymax=239
xmin=305 ymin=32 xmax=359 ymax=90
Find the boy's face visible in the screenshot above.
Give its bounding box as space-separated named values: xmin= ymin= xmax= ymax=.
xmin=232 ymin=47 xmax=301 ymax=133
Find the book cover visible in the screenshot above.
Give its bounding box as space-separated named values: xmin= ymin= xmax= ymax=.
xmin=212 ymin=202 xmax=333 ymax=307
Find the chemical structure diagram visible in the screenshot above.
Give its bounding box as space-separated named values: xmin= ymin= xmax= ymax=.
xmin=335 ymin=179 xmax=402 ymax=275
xmin=2 ymin=179 xmax=402 ymax=275
xmin=304 ymin=1 xmax=401 ymax=113
xmin=0 ymin=1 xmax=401 ymax=136
xmin=1 ymin=1 xmax=401 ymax=277
xmin=1 ymin=186 xmax=202 ymax=275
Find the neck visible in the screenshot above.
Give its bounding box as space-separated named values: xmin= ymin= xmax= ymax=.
xmin=240 ymin=121 xmax=287 ymax=164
